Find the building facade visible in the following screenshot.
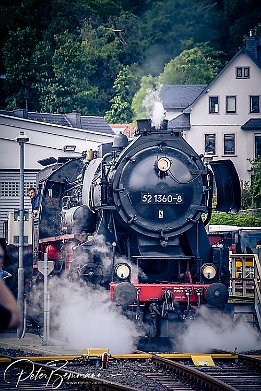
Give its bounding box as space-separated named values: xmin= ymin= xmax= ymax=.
xmin=161 ymin=34 xmax=261 ymax=184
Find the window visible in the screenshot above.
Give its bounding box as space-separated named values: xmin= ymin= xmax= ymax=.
xmin=250 ymin=96 xmax=260 ymax=113
xmin=224 ymin=134 xmax=235 ymax=155
xmin=0 ymin=182 xmax=19 ymax=197
xmin=14 ymin=210 xmax=29 ymax=221
xmin=209 ymin=96 xmax=219 ymax=113
xmin=255 ymin=134 xmax=261 ymax=158
xmin=0 ymin=182 xmax=36 ymax=197
xmin=205 ymin=134 xmax=216 ymax=154
xmin=236 ymin=67 xmax=250 ymax=79
xmin=226 ymin=96 xmax=236 ymax=113
xmin=13 ymin=236 xmax=28 ymax=245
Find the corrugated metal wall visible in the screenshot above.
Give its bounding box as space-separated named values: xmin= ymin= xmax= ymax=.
xmin=0 ymin=170 xmax=38 ymax=237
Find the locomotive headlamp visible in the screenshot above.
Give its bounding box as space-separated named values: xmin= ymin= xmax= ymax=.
xmin=157 ymin=157 xmax=171 ymax=172
xmin=201 ymin=264 xmax=217 ymax=280
xmin=115 ymin=263 xmax=131 ymax=280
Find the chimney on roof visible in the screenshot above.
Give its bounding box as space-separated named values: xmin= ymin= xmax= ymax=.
xmin=245 ymin=30 xmax=257 ymax=60
xmin=13 ymin=109 xmax=28 ymax=119
xmin=65 ymin=111 xmax=81 ymax=129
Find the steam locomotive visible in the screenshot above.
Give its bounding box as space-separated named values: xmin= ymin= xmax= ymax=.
xmin=34 ymin=119 xmax=241 ymax=337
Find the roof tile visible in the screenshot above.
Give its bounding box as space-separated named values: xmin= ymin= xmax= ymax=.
xmin=160 ymin=84 xmax=206 ymax=110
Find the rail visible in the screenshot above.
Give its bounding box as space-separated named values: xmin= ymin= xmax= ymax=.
xmin=229 ymin=251 xmax=261 ymax=329
xmin=150 ymin=353 xmax=237 ymax=391
xmin=134 ymin=350 xmax=237 ymax=391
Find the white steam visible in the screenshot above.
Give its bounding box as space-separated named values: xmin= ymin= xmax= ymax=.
xmin=178 ymin=307 xmax=261 ymax=353
xmin=51 ymin=278 xmax=141 ymax=354
xmin=143 ymin=87 xmax=165 ymax=129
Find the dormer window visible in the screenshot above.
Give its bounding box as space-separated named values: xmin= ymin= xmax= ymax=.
xmin=209 ymin=96 xmax=219 ymax=113
xmin=236 ymin=67 xmax=250 ymax=78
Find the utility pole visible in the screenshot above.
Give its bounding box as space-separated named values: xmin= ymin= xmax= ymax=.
xmin=43 ymin=252 xmax=51 ymax=345
xmin=15 ymin=131 xmax=29 ymax=338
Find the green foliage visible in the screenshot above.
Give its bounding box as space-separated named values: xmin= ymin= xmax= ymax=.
xmin=209 ymin=211 xmax=261 ymax=227
xmin=131 ymin=75 xmax=157 ymax=120
xmin=251 ymin=159 xmax=261 ymax=208
xmin=140 ymin=0 xmax=223 ymax=74
xmin=3 ymin=27 xmax=38 ymax=109
xmin=33 ymin=24 xmax=121 ymax=115
xmin=105 ymin=66 xmax=137 ymax=123
xmin=220 ymin=0 xmax=261 ymax=55
xmin=1 ymin=0 xmax=261 ymax=113
xmin=241 ymin=159 xmax=261 ymax=210
xmin=241 ymin=182 xmax=252 ymax=210
xmin=158 ymin=44 xmax=224 ymax=84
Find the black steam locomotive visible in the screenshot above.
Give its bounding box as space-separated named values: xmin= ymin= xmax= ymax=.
xmin=34 ymin=119 xmax=241 ymax=337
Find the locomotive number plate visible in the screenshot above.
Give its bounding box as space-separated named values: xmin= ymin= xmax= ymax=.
xmin=141 ymin=193 xmax=183 ymax=204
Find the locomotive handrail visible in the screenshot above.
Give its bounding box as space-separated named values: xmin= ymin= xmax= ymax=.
xmin=229 ymin=252 xmax=261 ymax=329
xmin=255 ymin=246 xmax=261 ymax=329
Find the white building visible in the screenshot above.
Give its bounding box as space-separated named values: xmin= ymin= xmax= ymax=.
xmin=161 ymin=33 xmax=261 ymax=183
xmin=0 ymin=111 xmax=114 ymax=236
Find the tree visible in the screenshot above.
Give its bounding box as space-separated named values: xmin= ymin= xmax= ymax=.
xmin=105 ymin=66 xmax=137 ymax=123
xmin=3 ymin=27 xmax=38 ymax=110
xmin=139 ymin=0 xmax=223 ymax=75
xmin=34 ymin=23 xmax=121 ymax=115
xmin=251 ymin=159 xmax=261 ymax=209
xmin=158 ymin=44 xmax=224 ymax=85
xmin=131 ymin=75 xmax=157 ymax=120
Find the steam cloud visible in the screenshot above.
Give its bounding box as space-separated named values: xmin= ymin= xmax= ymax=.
xmin=177 ymin=307 xmax=261 ymax=353
xmin=49 ymin=234 xmax=144 ymax=354
xmin=51 ymin=278 xmax=141 ymax=354
xmin=143 ymin=87 xmax=165 ymax=129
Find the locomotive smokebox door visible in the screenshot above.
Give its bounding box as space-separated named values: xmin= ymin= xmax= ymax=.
xmin=209 ymin=160 xmax=241 ymax=213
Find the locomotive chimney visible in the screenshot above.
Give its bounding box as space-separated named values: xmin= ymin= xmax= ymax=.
xmin=136 ymin=119 xmax=151 ymax=133
xmin=160 ymin=119 xmax=168 ymax=130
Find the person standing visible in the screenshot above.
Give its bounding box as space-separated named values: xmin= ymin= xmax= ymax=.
xmin=27 ymin=187 xmax=40 ymax=217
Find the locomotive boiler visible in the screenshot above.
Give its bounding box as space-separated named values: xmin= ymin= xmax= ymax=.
xmin=34 ymin=119 xmax=241 ymax=337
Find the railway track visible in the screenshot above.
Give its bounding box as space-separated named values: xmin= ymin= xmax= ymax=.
xmin=66 ymin=350 xmax=261 ymax=390
xmin=1 ymin=351 xmax=261 ymax=390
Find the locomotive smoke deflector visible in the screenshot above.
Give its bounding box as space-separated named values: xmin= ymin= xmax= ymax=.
xmin=209 ymin=160 xmax=241 ymax=213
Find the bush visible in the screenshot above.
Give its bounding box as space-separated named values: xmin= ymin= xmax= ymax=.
xmin=209 ymin=211 xmax=261 ymax=227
